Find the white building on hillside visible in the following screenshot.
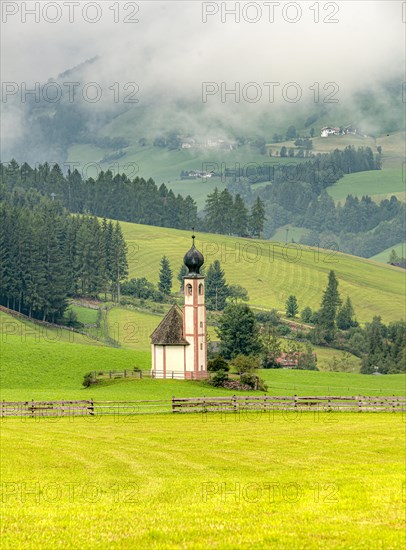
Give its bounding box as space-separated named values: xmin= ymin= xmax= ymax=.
xmin=150 ymin=235 xmax=207 ymax=379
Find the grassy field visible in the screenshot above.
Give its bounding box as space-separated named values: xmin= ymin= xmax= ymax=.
xmin=121 ymin=221 xmax=405 ymax=324
xmin=1 ymin=319 xmax=402 ymax=403
xmin=327 ymin=168 xmax=405 ymax=203
xmin=370 ymin=242 xmax=405 ymax=263
xmin=269 ymin=225 xmax=308 ymax=244
xmin=67 ymin=304 xmax=99 ymax=325
xmin=1 ymin=414 xmax=405 ymax=549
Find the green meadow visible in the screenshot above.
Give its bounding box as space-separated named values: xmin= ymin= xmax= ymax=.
xmin=1 ymin=320 xmax=403 ymax=403
xmin=1 ymin=414 xmax=405 ymax=549
xmin=370 ymin=242 xmax=405 ymax=263
xmin=327 ymin=168 xmax=404 ymax=203
xmin=121 ymin=221 xmax=405 ymax=324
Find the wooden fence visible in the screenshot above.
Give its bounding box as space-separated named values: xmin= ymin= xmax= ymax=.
xmin=92 ymin=370 xmax=208 ymax=381
xmin=1 ymin=400 xmax=95 ymax=418
xmin=171 ymin=395 xmax=406 ymax=414
xmin=1 ymin=396 xmax=405 ymax=418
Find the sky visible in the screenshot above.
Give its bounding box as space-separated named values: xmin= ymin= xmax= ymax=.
xmin=0 ymin=1 xmax=404 ymax=153
xmin=1 ymin=1 xmax=404 ymax=93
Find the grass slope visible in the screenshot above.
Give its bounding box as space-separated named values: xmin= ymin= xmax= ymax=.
xmin=2 ymin=414 xmax=405 ymax=549
xmin=121 ymin=222 xmax=405 ymax=323
xmin=1 ymin=325 xmax=402 ymax=402
xmin=328 ymin=168 xmax=405 ymax=203
xmin=369 ymin=242 xmax=405 ymax=263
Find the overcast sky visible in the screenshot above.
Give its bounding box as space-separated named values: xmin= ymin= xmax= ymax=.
xmin=1 ymin=1 xmax=404 ymax=96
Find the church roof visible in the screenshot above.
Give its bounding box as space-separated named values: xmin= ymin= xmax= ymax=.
xmin=183 ymin=233 xmax=204 ymax=277
xmin=150 ymin=304 xmax=189 ymax=346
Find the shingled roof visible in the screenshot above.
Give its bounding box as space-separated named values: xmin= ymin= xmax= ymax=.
xmin=150 ymin=304 xmax=189 ymax=346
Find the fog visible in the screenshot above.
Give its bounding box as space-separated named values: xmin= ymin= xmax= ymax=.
xmin=1 ymin=1 xmax=404 ymax=157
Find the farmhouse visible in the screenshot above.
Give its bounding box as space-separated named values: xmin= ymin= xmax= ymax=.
xmin=275 ymin=351 xmax=317 ymax=369
xmin=321 ymin=126 xmax=341 ymax=137
xmin=150 ymin=235 xmax=207 ymax=379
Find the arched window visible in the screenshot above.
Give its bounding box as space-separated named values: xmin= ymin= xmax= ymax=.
xmin=198 ymin=283 xmax=204 ymax=295
xmin=186 ymin=284 xmax=193 ymax=296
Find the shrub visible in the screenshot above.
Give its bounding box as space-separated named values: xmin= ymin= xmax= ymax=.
xmin=231 ymin=354 xmax=261 ymax=374
xmin=300 ymin=306 xmax=313 ymax=323
xmin=82 ymin=372 xmax=94 ymax=388
xmin=209 ymin=369 xmax=229 ymax=387
xmin=65 ymin=309 xmax=80 ymax=328
xmin=256 ymin=309 xmax=280 ymax=326
xmin=208 ymin=356 xmax=229 ymax=372
xmin=240 ymin=373 xmax=268 ymax=391
xmin=277 ymin=325 xmax=291 ymax=336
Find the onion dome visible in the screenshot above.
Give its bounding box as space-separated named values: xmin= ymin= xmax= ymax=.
xmin=183 ymin=233 xmax=204 ymax=276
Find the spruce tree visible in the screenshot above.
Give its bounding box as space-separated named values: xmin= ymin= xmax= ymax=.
xmin=233 ymin=194 xmax=248 ymax=236
xmin=249 ymin=197 xmax=266 ymax=238
xmin=285 ymin=295 xmax=299 ymax=318
xmin=158 ymin=256 xmax=172 ymax=295
xmin=205 ymin=188 xmax=222 ymax=233
xmin=205 ymin=260 xmax=229 ymax=311
xmin=111 ymin=222 xmax=129 ymax=303
xmin=317 ymin=270 xmax=341 ymax=340
xmin=336 ymin=296 xmax=357 ymax=330
xmin=217 ymin=303 xmax=261 ymax=359
xmin=177 ymin=263 xmax=188 ymax=291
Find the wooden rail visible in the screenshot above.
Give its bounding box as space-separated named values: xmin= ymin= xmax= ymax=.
xmin=1 ymin=396 xmax=405 ymax=418
xmin=171 ymin=395 xmax=406 ymax=414
xmin=92 ymin=370 xmax=208 ymax=381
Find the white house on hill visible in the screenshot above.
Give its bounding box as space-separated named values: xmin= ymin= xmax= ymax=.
xmin=150 ymin=236 xmax=207 ymax=379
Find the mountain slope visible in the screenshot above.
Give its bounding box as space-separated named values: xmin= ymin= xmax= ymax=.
xmin=120 ymin=222 xmax=405 ymax=323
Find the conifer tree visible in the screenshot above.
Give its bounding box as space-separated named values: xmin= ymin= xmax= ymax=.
xmin=249 ymin=197 xmax=266 ymax=238
xmin=158 ymin=256 xmax=172 ymax=295
xmin=233 ymin=194 xmax=248 ymax=236
xmin=285 ymin=295 xmax=299 ymax=318
xmin=317 ymin=270 xmax=341 ymax=340
xmin=205 ymin=260 xmax=229 ymax=311
xmin=336 ymin=296 xmax=357 ymax=330
xmin=111 ymin=222 xmax=129 ymax=303
xmin=177 ymin=263 xmax=188 ymax=291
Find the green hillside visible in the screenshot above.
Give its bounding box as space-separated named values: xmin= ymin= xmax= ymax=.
xmin=1 ymin=327 xmax=402 ymax=403
xmin=369 ymin=243 xmax=405 ymax=263
xmin=120 ymin=222 xmax=405 ymax=324
xmin=328 ymin=168 xmax=404 ymax=203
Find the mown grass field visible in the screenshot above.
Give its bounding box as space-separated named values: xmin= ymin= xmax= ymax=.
xmin=1 ymin=413 xmax=405 ymax=549
xmin=1 ymin=318 xmax=402 ymax=403
xmin=370 ymin=242 xmax=405 ymax=263
xmin=121 ymin=222 xmax=405 ymax=324
xmin=327 ymin=168 xmax=404 ymax=203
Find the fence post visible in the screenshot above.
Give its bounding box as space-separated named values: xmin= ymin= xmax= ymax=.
xmin=89 ymin=398 xmax=94 ymax=416
xmin=172 ymin=396 xmax=175 ymax=413
xmin=233 ymin=395 xmax=237 ymax=413
xmin=109 ymin=371 xmax=112 ymax=379
xmin=172 ymin=371 xmax=174 ymax=380
xmin=124 ymin=370 xmax=127 ymax=378
xmin=30 ymin=399 xmax=35 ymax=418
xmin=358 ymin=396 xmax=362 ymax=412
xmin=140 ymin=371 xmax=143 ymax=379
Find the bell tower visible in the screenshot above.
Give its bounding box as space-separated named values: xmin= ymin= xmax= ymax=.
xmin=183 ymin=232 xmax=207 ymax=378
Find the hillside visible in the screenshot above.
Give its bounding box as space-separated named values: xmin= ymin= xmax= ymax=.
xmin=120 ymin=222 xmax=405 ymax=324
xmin=328 ymin=167 xmax=404 ymax=203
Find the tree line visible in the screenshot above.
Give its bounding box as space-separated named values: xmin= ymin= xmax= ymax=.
xmin=204 ymin=190 xmax=266 ymax=237
xmin=0 ymin=186 xmax=128 ymax=322
xmin=0 ymin=160 xmax=198 ymax=231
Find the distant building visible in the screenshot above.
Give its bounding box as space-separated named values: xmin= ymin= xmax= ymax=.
xmin=321 ymin=126 xmax=341 ymax=138
xmin=275 ymin=351 xmax=317 ymax=369
xmin=150 ymin=235 xmax=207 ymax=379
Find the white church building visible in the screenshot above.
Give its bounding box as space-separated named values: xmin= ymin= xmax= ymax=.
xmin=150 ymin=235 xmax=207 ymax=379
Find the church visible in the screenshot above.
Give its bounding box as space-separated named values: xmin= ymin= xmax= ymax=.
xmin=150 ymin=235 xmax=207 ymax=379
